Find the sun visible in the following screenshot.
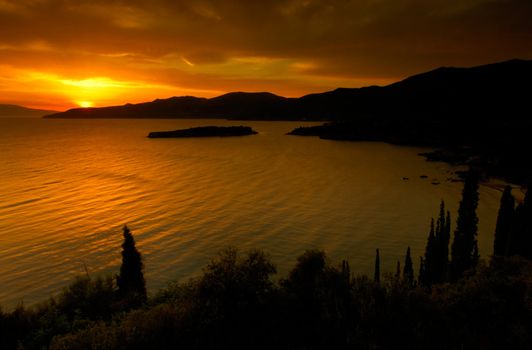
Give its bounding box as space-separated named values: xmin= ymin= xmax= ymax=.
xmin=77 ymin=101 xmax=93 ymax=108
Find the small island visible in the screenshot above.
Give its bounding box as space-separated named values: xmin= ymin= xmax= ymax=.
xmin=148 ymin=126 xmax=258 ymax=138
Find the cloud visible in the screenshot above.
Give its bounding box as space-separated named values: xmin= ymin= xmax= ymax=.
xmin=0 ymin=0 xmax=531 ymax=109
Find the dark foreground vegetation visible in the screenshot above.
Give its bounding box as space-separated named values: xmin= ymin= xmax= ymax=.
xmin=2 ymin=251 xmax=530 ymax=350
xmin=147 ymin=126 xmax=257 ymax=138
xmin=1 ymin=172 xmax=531 ymax=349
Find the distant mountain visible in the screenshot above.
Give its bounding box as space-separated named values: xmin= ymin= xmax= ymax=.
xmin=0 ymin=104 xmax=57 ymax=118
xmin=44 ymin=59 xmax=532 ymax=122
xmin=45 ymin=92 xmax=299 ymax=120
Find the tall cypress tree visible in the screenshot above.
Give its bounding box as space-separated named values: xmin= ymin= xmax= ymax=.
xmin=523 ymin=187 xmax=532 ymax=260
xmin=374 ymin=249 xmax=380 ymax=283
xmin=422 ymin=219 xmax=436 ymax=287
xmin=117 ymin=225 xmax=147 ymax=303
xmin=341 ymin=259 xmax=350 ymax=285
xmin=507 ymin=187 xmax=532 ymax=259
xmin=493 ymin=186 xmax=515 ymax=256
xmin=403 ymin=246 xmax=414 ymax=287
xmin=436 ymin=201 xmax=445 ymax=238
xmin=395 ymin=261 xmax=401 ymax=279
xmin=421 ymin=202 xmax=452 ymax=286
xmin=507 ymin=203 xmax=525 ymax=256
xmin=418 ymin=257 xmax=425 ymax=286
xmin=436 ymin=202 xmax=451 ymax=283
xmin=450 ymin=169 xmax=480 ymax=280
xmin=444 ymin=211 xmax=451 ymax=264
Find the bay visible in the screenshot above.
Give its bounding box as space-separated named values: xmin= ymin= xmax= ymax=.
xmin=0 ymin=118 xmax=502 ymax=308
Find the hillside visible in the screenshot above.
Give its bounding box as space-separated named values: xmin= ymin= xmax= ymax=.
xmin=289 ymin=59 xmax=532 ymax=183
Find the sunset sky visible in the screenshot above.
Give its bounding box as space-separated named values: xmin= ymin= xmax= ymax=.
xmin=1 ymin=0 xmax=531 ymax=111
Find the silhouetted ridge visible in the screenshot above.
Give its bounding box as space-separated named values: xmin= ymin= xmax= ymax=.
xmin=206 ymin=92 xmax=295 ymax=119
xmin=44 ymin=59 xmax=532 ymax=122
xmin=43 ymin=59 xmax=532 ymax=182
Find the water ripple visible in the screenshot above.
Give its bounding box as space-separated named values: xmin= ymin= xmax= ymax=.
xmin=0 ymin=118 xmax=501 ymax=309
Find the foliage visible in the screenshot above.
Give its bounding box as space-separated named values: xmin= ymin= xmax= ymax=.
xmin=507 ymin=187 xmax=532 ymax=259
xmin=117 ymin=225 xmax=146 ymax=305
xmin=494 ymin=185 xmax=515 ymax=255
xmin=0 ymin=276 xmax=117 ymax=350
xmin=2 ymin=250 xmax=531 ymax=350
xmin=450 ymin=169 xmax=480 ymax=280
xmin=421 ymin=201 xmax=452 ymax=286
xmin=374 ymin=249 xmax=380 ymax=283
xmin=403 ymin=247 xmax=415 ymax=287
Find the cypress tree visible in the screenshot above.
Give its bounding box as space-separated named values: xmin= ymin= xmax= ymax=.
xmin=341 ymin=259 xmax=350 ymax=285
xmin=403 ymin=247 xmax=414 ymax=287
xmin=439 ymin=209 xmax=451 ymax=282
xmin=117 ymin=225 xmax=147 ymax=303
xmin=507 ymin=203 xmax=525 ymax=256
xmin=523 ymin=187 xmax=532 ymax=260
xmin=436 ymin=201 xmax=445 ymax=239
xmin=444 ymin=211 xmax=451 ymax=263
xmin=507 ymin=187 xmax=532 ymax=259
xmin=472 ymin=241 xmax=480 ymax=267
xmin=418 ymin=257 xmax=425 ymax=286
xmin=395 ymin=261 xmax=401 ymax=280
xmin=422 ymin=219 xmax=436 ymax=287
xmin=421 ymin=202 xmax=452 ymax=286
xmin=374 ymin=249 xmax=380 ymax=283
xmin=493 ymin=186 xmax=515 ymax=256
xmin=450 ymin=169 xmax=480 ymax=280
xmin=435 ymin=202 xmax=451 ymax=283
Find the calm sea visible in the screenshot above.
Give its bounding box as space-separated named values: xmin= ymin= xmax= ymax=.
xmin=0 ymin=118 xmax=503 ymax=308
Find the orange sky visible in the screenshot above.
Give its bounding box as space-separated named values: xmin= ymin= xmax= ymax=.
xmin=1 ymin=0 xmax=531 ymax=111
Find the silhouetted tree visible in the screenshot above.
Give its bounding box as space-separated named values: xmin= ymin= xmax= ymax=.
xmin=421 ymin=201 xmax=453 ymax=287
xmin=507 ymin=186 xmax=532 ymax=259
xmin=418 ymin=257 xmax=425 ymax=286
xmin=507 ymin=204 xmax=525 ymax=256
xmin=523 ymin=187 xmax=532 ymax=260
xmin=403 ymin=247 xmax=414 ymax=287
xmin=395 ymin=261 xmax=401 ymax=280
xmin=434 ymin=201 xmax=451 ymax=282
xmin=341 ymin=259 xmax=350 ymax=284
xmin=374 ymin=249 xmax=380 ymax=283
xmin=450 ymin=169 xmax=480 ymax=280
xmin=117 ymin=225 xmax=146 ymax=303
xmin=421 ymin=219 xmax=436 ymax=287
xmin=444 ymin=211 xmax=451 ymax=261
xmin=494 ymin=186 xmax=515 ymax=256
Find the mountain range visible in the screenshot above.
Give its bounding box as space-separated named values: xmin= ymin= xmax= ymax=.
xmin=44 ymin=59 xmax=532 ymax=122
